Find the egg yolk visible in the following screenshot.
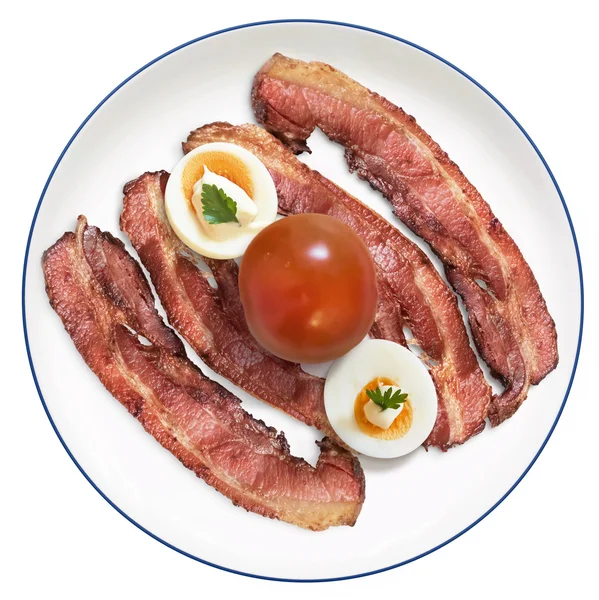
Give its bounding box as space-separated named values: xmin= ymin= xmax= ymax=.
xmin=354 ymin=377 xmax=413 ymax=440
xmin=181 ymin=151 xmax=254 ymax=204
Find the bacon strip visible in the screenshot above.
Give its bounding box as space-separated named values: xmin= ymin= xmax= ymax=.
xmin=184 ymin=123 xmax=491 ymax=449
xmin=252 ymin=54 xmax=558 ymax=424
xmin=120 ymin=171 xmax=342 ymax=445
xmin=42 ymin=217 xmax=364 ymax=530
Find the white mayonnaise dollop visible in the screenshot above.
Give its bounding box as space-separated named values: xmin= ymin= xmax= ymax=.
xmin=363 ymin=385 xmax=405 ymax=430
xmin=191 ymin=167 xmax=258 ymax=240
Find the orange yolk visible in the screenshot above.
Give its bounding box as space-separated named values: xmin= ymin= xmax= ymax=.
xmin=354 ymin=377 xmax=413 ymax=440
xmin=181 ymin=151 xmax=254 ymax=205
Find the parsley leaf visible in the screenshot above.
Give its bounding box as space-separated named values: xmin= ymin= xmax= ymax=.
xmin=366 ymin=386 xmax=408 ymax=411
xmin=201 ymin=183 xmax=239 ymax=225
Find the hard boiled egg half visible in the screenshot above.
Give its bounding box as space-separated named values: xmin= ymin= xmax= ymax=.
xmin=324 ymin=339 xmax=437 ymax=458
xmin=165 ymin=142 xmax=278 ymax=259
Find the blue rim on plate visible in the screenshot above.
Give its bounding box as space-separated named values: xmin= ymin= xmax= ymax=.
xmin=22 ymin=19 xmax=584 ymax=583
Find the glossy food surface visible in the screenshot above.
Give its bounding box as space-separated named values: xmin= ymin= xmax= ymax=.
xmin=354 ymin=377 xmax=413 ymax=440
xmin=239 ymin=214 xmax=377 ymax=363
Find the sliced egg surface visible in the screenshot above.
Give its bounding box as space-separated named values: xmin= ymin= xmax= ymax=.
xmin=165 ymin=142 xmax=278 ymax=259
xmin=324 ymin=339 xmax=437 ymax=458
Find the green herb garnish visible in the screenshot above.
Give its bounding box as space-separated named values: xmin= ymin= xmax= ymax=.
xmin=201 ymin=183 xmax=239 ymax=225
xmin=366 ymin=386 xmax=408 ymax=411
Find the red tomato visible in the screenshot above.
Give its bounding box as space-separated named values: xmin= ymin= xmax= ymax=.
xmin=239 ymin=214 xmax=378 ymax=363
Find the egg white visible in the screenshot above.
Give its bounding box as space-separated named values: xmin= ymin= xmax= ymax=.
xmin=324 ymin=339 xmax=437 ymax=458
xmin=165 ymin=142 xmax=278 ymax=259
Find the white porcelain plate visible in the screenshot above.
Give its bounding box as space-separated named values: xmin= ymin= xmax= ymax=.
xmin=23 ymin=20 xmax=583 ymax=581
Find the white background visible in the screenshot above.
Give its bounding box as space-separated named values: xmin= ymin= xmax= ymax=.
xmin=1 ymin=0 xmax=597 ymax=597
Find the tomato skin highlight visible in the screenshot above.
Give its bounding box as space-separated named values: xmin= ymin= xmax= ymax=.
xmin=238 ymin=214 xmax=378 ymax=363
